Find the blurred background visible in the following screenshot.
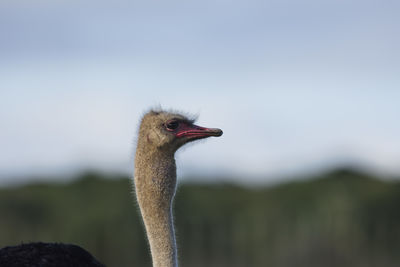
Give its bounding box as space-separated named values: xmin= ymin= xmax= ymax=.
xmin=0 ymin=0 xmax=399 ymax=266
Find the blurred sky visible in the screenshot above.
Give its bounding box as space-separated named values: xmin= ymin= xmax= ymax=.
xmin=0 ymin=0 xmax=399 ymax=185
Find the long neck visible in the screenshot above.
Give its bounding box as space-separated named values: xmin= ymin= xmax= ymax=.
xmin=134 ymin=147 xmax=178 ymax=267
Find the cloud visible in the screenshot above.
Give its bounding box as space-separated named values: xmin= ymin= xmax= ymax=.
xmin=0 ymin=0 xmax=399 ymax=184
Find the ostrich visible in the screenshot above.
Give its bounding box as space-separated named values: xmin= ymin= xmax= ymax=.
xmin=0 ymin=109 xmax=223 ymax=267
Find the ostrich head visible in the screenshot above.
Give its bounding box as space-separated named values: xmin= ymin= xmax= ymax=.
xmin=137 ymin=110 xmax=223 ymax=153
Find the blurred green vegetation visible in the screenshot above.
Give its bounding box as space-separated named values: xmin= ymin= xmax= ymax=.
xmin=0 ymin=170 xmax=399 ymax=267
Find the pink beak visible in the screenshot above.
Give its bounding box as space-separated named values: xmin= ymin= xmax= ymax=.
xmin=176 ymin=123 xmax=223 ymax=139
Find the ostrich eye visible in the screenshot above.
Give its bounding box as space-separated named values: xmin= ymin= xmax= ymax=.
xmin=165 ymin=120 xmax=179 ymax=131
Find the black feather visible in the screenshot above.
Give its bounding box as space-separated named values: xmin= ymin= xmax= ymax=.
xmin=0 ymin=242 xmax=105 ymax=267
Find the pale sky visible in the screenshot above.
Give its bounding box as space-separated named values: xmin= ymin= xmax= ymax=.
xmin=1 ymin=0 xmax=399 ymax=185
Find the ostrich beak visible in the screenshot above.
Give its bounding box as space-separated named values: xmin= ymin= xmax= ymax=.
xmin=176 ymin=123 xmax=223 ymax=139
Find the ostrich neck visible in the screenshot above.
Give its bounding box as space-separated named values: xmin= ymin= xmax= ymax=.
xmin=134 ymin=148 xmax=178 ymax=267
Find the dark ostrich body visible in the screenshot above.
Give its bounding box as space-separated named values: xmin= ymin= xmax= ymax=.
xmin=0 ymin=242 xmax=104 ymax=267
